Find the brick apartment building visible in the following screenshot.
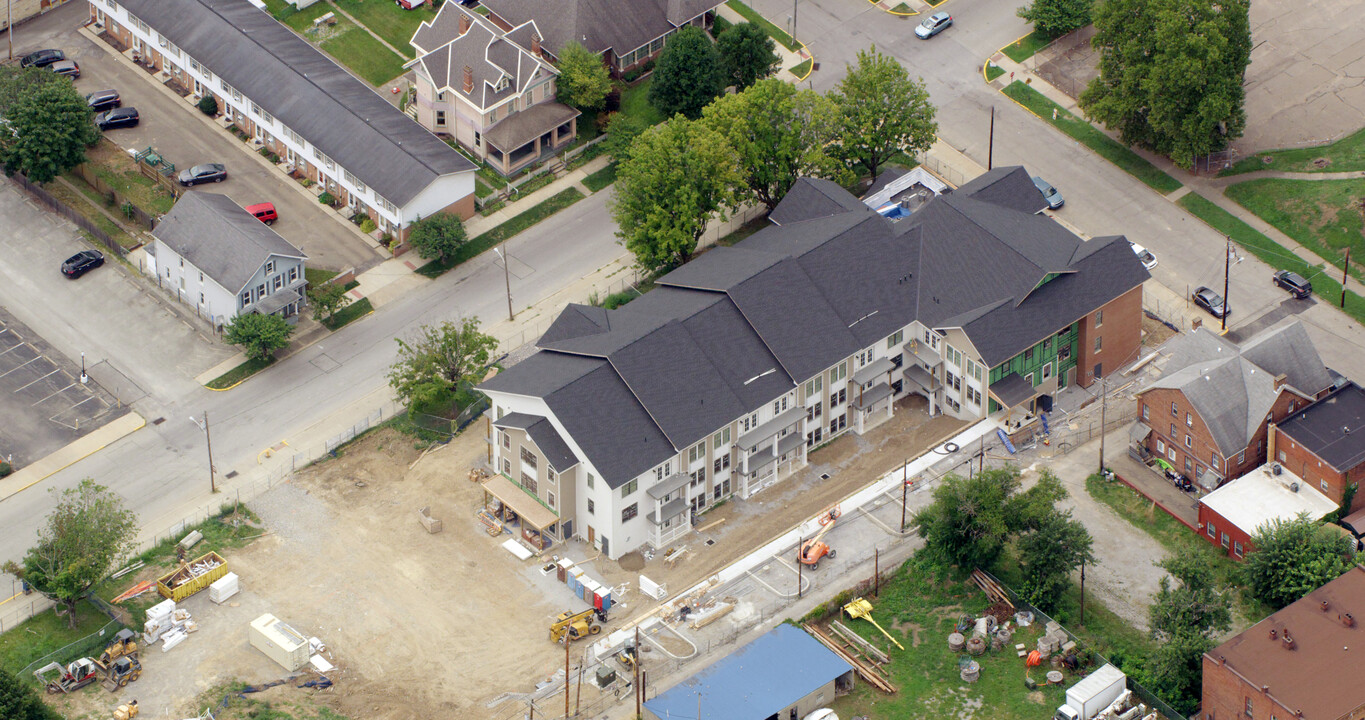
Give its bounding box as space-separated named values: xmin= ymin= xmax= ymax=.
xmin=1202 ymin=565 xmax=1365 ymax=720
xmin=1270 ymin=382 xmax=1365 ymax=514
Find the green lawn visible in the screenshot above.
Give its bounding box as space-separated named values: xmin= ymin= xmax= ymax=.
xmin=305 ymin=267 xmax=338 ymax=286
xmin=1001 ymin=31 xmax=1051 ymax=63
xmin=1220 ymin=126 xmax=1365 ymax=176
xmin=43 ymin=180 xmax=137 ymax=249
xmin=1002 ymin=82 xmax=1183 ymax=194
xmin=322 ymin=297 xmax=373 ymax=331
xmin=417 ymin=188 xmax=587 ymax=278
xmin=985 ymin=62 xmax=1005 ymax=82
xmin=86 ymin=139 xmax=176 ymax=214
xmin=619 ymin=76 xmax=666 ymax=128
xmin=260 ymin=0 xmax=406 ymax=85
xmin=331 ymin=0 xmax=436 ymax=57
xmin=206 ymin=356 xmax=275 ymax=390
xmin=1178 ymin=192 xmax=1365 ymax=326
xmin=790 ymin=59 xmax=813 ymax=79
xmin=0 ymin=600 xmax=114 ymax=676
xmin=582 ymin=163 xmax=618 ymax=193
xmin=725 ymin=1 xmax=800 ymax=51
xmin=1225 ymin=178 xmax=1365 ymax=281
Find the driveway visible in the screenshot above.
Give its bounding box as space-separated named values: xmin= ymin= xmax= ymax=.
xmin=14 ymin=1 xmax=383 ymax=271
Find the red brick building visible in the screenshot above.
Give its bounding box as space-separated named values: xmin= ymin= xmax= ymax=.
xmin=1270 ymin=382 xmax=1365 ymax=514
xmin=1202 ymin=565 xmax=1365 ymax=720
xmin=1196 ymin=463 xmax=1337 ymax=559
xmin=1134 ymin=320 xmax=1333 ymax=490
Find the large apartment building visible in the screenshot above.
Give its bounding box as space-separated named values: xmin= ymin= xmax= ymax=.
xmin=89 ymin=0 xmax=477 ymax=238
xmin=478 ymin=167 xmax=1150 ymax=559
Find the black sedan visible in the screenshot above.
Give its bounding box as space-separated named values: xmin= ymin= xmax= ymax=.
xmin=61 ymin=250 xmax=104 ymax=279
xmin=1192 ymin=286 xmax=1229 ymax=319
xmin=1273 ymin=270 xmax=1312 ymax=299
xmin=20 ymin=49 xmax=65 ymax=68
xmin=178 ymin=163 xmax=227 ymax=186
xmin=86 ymin=90 xmax=121 ymax=112
xmin=96 ymin=108 xmax=140 ymax=130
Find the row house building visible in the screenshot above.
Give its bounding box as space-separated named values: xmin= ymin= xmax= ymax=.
xmin=478 ymin=167 xmax=1150 ymax=559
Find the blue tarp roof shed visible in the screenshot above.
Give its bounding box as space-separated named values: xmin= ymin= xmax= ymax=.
xmin=644 ymin=624 xmax=853 ymax=720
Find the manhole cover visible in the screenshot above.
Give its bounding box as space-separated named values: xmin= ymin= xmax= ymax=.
xmin=705 ymin=539 xmax=716 ymax=546
xmin=152 ymin=417 xmax=166 ymax=425
xmin=224 ymin=470 xmax=238 ymax=479
xmin=820 ymin=473 xmax=830 ymax=480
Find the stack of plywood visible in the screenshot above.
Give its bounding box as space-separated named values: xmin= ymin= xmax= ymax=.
xmin=209 ymin=573 xmax=240 ymax=604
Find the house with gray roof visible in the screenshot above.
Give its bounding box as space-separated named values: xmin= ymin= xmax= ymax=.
xmin=409 ymin=4 xmax=579 ymax=176
xmin=152 ymin=192 xmax=307 ymax=331
xmin=1271 ymin=380 xmax=1365 ymax=516
xmin=478 ymin=166 xmax=1148 ymax=559
xmin=90 ymin=0 xmax=477 ymax=239
xmin=1133 ymin=319 xmax=1334 ymax=490
xmin=478 ymin=0 xmax=721 ymax=74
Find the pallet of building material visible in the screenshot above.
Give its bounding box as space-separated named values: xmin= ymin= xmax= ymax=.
xmin=156 ymin=551 xmax=229 ymax=601
xmin=804 ymin=623 xmax=896 ymax=693
xmin=969 ymin=569 xmax=1014 ymax=610
xmin=417 ymin=506 xmax=443 ymax=534
xmin=688 ymin=603 xmax=733 ymax=629
xmin=830 ymin=620 xmax=891 ymax=665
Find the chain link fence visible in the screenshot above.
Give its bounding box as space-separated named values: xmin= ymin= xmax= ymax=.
xmin=7 ymin=172 xmax=129 ymax=257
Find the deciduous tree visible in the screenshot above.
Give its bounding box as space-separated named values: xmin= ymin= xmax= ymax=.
xmin=0 ymin=68 xmax=100 ymax=183
xmin=702 ymin=79 xmax=849 ymax=211
xmin=715 ymin=22 xmax=779 ymax=90
xmin=1 ymin=480 xmax=137 ymax=628
xmin=648 ymin=26 xmax=724 ymax=120
xmin=387 ymin=317 xmax=497 ymax=411
xmin=1017 ymin=508 xmax=1095 ymax=611
xmin=1079 ymin=0 xmax=1250 ymax=168
xmin=829 ymin=47 xmax=938 ymax=180
xmin=1143 ymin=552 xmax=1232 ymax=714
xmin=1243 ymin=514 xmax=1353 ymax=609
xmin=611 ymin=116 xmax=739 ymax=273
xmin=556 ymin=41 xmax=613 ymax=112
xmin=914 ymin=467 xmax=1065 ymax=569
xmin=600 ymin=112 xmax=649 ymax=164
xmin=1017 ymin=0 xmax=1093 ymax=40
xmin=0 ymin=666 xmax=62 ymax=720
xmin=223 ymin=313 xmax=293 ymax=362
xmin=408 ymin=213 xmax=469 ymax=264
xmin=307 ymin=281 xmax=352 ymax=322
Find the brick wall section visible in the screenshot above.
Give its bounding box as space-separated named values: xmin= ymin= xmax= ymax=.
xmin=1271 ymin=425 xmax=1365 ymax=513
xmin=1077 ymin=284 xmax=1143 ymax=387
xmin=1197 ymin=501 xmax=1255 ymax=559
xmin=1201 ymin=655 xmax=1299 ymax=720
xmin=1140 ymin=387 xmax=1308 ymax=486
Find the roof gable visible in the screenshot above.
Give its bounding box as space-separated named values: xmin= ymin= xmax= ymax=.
xmin=478 ymin=0 xmax=717 ymax=58
xmin=412 ymin=5 xmax=557 ymax=112
xmin=153 ymin=192 xmax=305 ymax=292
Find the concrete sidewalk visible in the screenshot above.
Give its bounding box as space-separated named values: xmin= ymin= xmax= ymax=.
xmin=0 ymin=413 xmax=146 ymax=502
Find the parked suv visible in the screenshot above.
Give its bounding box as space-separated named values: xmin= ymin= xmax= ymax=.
xmin=20 ymin=49 xmax=65 ymax=68
xmin=49 ymin=60 xmax=81 ymax=79
xmin=1273 ymin=270 xmax=1312 ymax=299
xmin=246 ymin=202 xmax=278 ymax=224
xmin=95 ymin=107 xmax=140 ymax=130
xmin=1032 ymin=176 xmax=1064 ymax=210
xmin=86 ymin=90 xmax=121 ymax=112
xmin=61 ymin=250 xmax=104 ymax=279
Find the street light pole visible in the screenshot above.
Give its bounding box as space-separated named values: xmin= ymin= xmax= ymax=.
xmin=190 ymin=411 xmax=217 ymax=493
xmin=1222 ymin=236 xmax=1231 ymax=332
xmin=80 ymin=352 xmax=88 ymax=384
xmin=494 ymin=246 xmax=514 ymax=321
xmin=792 ymin=0 xmax=798 ymax=43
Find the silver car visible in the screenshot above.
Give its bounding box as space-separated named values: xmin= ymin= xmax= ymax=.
xmin=915 ymin=12 xmax=953 ymax=39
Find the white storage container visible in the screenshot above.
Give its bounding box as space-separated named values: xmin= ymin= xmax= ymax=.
xmin=249 ymin=613 xmax=311 ymax=671
xmin=209 ymin=573 xmax=240 ymax=603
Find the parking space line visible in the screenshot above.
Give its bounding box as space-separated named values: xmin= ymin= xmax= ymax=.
xmin=0 ymin=341 xmax=24 ymax=357
xmin=0 ymin=354 xmax=40 ymax=379
xmin=32 ymin=382 xmax=78 ymax=407
xmin=14 ymin=367 xmax=61 ymax=393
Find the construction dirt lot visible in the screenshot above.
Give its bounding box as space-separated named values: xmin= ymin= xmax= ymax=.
xmin=53 ymin=396 xmax=964 ymax=720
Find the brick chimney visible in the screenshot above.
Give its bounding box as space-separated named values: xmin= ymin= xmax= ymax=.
xmin=459 ymin=12 xmax=471 ymax=35
xmin=531 ymin=33 xmax=542 ymax=58
xmin=462 ymin=65 xmax=474 ymax=94
xmin=1274 ymin=373 xmax=1288 ymax=390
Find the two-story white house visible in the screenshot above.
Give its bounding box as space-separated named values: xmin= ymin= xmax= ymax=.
xmin=478 ymin=168 xmax=1152 ymax=560
xmin=153 ymin=192 xmax=307 ymax=331
xmin=410 ymin=4 xmax=578 ymax=176
xmin=89 ymin=0 xmax=478 ymax=239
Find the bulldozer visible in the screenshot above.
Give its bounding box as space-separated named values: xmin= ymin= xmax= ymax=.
xmin=549 ymin=608 xmax=606 ymax=644
xmin=798 ymin=507 xmax=841 ymax=570
xmin=34 ymin=653 xmax=142 ymax=694
xmin=99 ymin=629 xmax=139 ymax=665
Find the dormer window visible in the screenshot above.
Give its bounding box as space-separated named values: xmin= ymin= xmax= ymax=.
xmin=495 ymin=75 xmax=509 ymax=91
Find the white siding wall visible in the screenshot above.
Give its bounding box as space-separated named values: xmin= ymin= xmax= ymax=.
xmin=153 ymin=239 xmax=240 ymax=326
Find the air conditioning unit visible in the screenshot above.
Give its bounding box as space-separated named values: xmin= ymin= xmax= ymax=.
xmin=1290 ymin=482 xmax=1300 ymax=493
xmin=1272 ymin=463 xmax=1283 ymax=476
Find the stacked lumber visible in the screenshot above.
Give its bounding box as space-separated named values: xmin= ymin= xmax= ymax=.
xmin=970 ymin=569 xmax=1014 ymax=611
xmin=803 ymin=623 xmax=896 ymax=693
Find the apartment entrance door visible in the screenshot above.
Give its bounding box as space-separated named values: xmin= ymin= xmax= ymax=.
xmin=587 ymin=526 xmax=595 ymax=546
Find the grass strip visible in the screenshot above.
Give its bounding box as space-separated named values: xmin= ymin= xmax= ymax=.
xmin=1177 ymin=192 xmax=1365 ymax=327
xmin=322 ymin=297 xmax=373 ymax=331
xmin=417 ymin=188 xmax=586 ymax=279
xmin=1001 ymin=31 xmax=1050 ymax=63
xmin=1219 ymin=127 xmax=1365 ymax=176
xmin=0 ymin=601 xmax=111 ymax=676
xmin=1224 ymin=178 xmax=1365 ymax=285
xmin=725 ymin=0 xmax=800 ymax=51
xmin=790 ymin=59 xmax=812 ymax=79
xmin=582 ymin=163 xmax=618 ymax=193
xmin=206 ymin=356 xmax=275 ymax=390
xmin=331 ymin=0 xmax=431 ymax=58
xmin=985 ymin=62 xmax=1005 ymax=82
xmin=1002 ymin=81 xmax=1183 ymax=194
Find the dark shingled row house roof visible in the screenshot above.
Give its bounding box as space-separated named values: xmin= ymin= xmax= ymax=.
xmin=479 ymin=167 xmax=1149 ymax=488
xmin=117 ymin=0 xmax=474 ymax=207
xmin=478 ymin=0 xmax=719 ymax=61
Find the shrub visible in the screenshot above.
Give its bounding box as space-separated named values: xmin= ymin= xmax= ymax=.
xmin=301 ymin=178 xmax=315 ymax=188
xmin=0 ymin=461 xmax=11 ymax=478
xmin=604 ymin=86 xmax=622 ymax=113
xmin=360 ymin=216 xmax=377 ymax=234
xmin=318 ymin=191 xmax=335 ymax=206
xmin=197 ymin=95 xmax=218 ymax=115
xmin=120 ymin=201 xmax=137 ymax=220
xmin=622 ymin=59 xmax=655 ymax=84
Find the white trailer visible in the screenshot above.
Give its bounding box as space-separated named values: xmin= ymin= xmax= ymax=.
xmin=1055 ymin=664 xmax=1127 ymax=720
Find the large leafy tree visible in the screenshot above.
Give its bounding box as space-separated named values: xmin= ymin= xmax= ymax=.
xmin=388 ymin=317 xmax=497 ymax=411
xmin=1144 ymin=553 xmax=1232 ymax=714
xmin=0 ymin=68 xmax=100 ymax=183
xmin=829 ymin=47 xmax=938 ymax=181
xmin=648 ymin=26 xmax=724 ymax=120
xmin=1243 ymin=515 xmax=1353 ymax=609
xmin=1 ymin=480 xmax=138 ymax=628
xmin=912 ymin=467 xmax=1064 ymax=569
xmin=715 ymin=22 xmax=779 ymax=90
xmin=611 ymin=116 xmax=739 ymax=273
xmin=223 ymin=313 xmax=294 ymax=361
xmin=701 ymin=79 xmax=849 ymax=211
xmin=1017 ymin=0 xmax=1093 ymax=40
xmin=407 ymin=213 xmax=469 ymax=264
xmin=307 ymin=281 xmax=352 ymax=322
xmin=600 ymin=112 xmax=649 ymax=164
xmin=0 ymin=666 xmax=62 ymax=720
xmin=1079 ymin=0 xmax=1251 ymax=169
xmin=555 ymin=41 xmax=613 ymax=112
xmin=1017 ymin=508 xmax=1095 ymax=611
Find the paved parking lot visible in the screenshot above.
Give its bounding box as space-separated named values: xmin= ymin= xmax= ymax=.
xmin=0 ymin=307 xmax=125 ymax=468
xmin=15 ymin=2 xmax=383 ymax=271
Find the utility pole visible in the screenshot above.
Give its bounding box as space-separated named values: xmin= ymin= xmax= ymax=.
xmin=1097 ymin=379 xmax=1107 ymax=474
xmin=6 ymin=0 xmax=13 ymax=62
xmin=792 ymin=0 xmax=798 ymax=43
xmin=1222 ymin=236 xmax=1231 ymax=332
xmin=900 ymin=475 xmax=909 ymax=532
xmin=494 ymin=245 xmax=514 ymax=321
xmin=634 ymin=626 xmax=641 ymax=720
xmin=874 ymin=548 xmax=880 ymax=598
xmin=564 ymin=635 xmax=570 ymax=720
xmin=1343 ymin=248 xmax=1351 ymax=309
xmin=987 ymin=106 xmax=995 ymax=171
xmin=1079 ymin=558 xmax=1086 ymax=627
xmin=797 ymin=537 xmax=804 ymax=598
xmin=190 ymin=411 xmax=217 ymax=493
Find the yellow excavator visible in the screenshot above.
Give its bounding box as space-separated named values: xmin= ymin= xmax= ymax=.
xmin=549 ymin=608 xmax=606 ymax=644
xmin=799 ymin=507 xmax=842 ymax=570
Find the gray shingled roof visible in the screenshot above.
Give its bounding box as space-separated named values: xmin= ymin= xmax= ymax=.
xmin=480 ymin=168 xmax=1145 ymax=486
xmin=769 ymin=177 xmax=869 ymax=225
xmin=1277 ymin=382 xmax=1365 ymax=472
xmin=953 ymin=166 xmax=1049 ymax=215
xmin=154 ymin=192 xmax=305 ymax=293
xmin=478 ymin=0 xmax=718 ymax=59
xmin=120 ymin=0 xmax=473 ymax=206
xmin=411 ymin=3 xmax=562 ymax=114
xmin=1145 ymin=320 xmax=1332 ymax=457
xmin=493 ymin=413 xmax=578 ymax=472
